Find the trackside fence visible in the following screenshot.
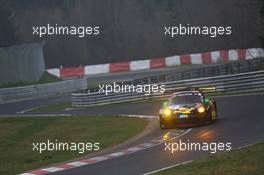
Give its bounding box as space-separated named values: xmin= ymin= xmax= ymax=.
xmin=0 ymin=78 xmax=87 ymax=104
xmin=116 ymin=57 xmax=264 ymax=86
xmin=72 ymin=70 xmax=264 ymax=106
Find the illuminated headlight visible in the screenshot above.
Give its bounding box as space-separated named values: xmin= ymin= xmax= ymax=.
xmin=198 ymin=106 xmax=205 ymax=113
xmin=163 ymin=109 xmax=172 ymax=116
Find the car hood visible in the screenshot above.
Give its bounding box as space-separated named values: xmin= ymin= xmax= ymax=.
xmin=168 ymin=103 xmax=202 ymax=110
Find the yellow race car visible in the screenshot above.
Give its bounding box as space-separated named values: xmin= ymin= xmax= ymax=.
xmin=159 ymin=90 xmax=217 ymax=129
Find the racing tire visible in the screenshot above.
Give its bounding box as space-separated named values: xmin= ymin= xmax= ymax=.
xmin=210 ymin=103 xmax=217 ymax=122
xmin=159 ymin=118 xmax=170 ymax=129
xmin=212 ymin=100 xmax=217 ymax=114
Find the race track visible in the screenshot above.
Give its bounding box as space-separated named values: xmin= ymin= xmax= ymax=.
xmin=2 ymin=93 xmax=263 ymax=175
xmin=48 ymin=94 xmax=264 ymax=175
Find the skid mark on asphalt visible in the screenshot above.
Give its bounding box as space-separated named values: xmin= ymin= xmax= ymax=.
xmin=19 ymin=117 xmax=192 ymax=175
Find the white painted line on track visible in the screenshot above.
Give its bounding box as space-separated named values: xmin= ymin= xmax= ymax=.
xmin=66 ymin=161 xmax=87 ymax=167
xmin=143 ymin=137 xmax=254 ymax=175
xmin=16 ymin=107 xmax=39 ymax=114
xmin=19 ymin=129 xmax=191 ymax=175
xmin=1 ymin=114 xmax=73 ymax=118
xmin=41 ymin=167 xmax=65 ymax=172
xmin=19 ymin=116 xmax=192 ymax=175
xmin=126 ymin=147 xmax=143 ymax=152
xmin=236 ymin=143 xmax=255 ymax=150
xmin=143 ymin=139 xmax=257 ymax=175
xmin=89 ymin=156 xmax=108 ymax=162
xmin=109 ymin=152 xmax=126 ymax=157
xmin=120 ymin=114 xmax=158 ymax=119
xmin=143 ymin=160 xmax=193 ymax=175
xmin=64 ymin=108 xmax=74 ymax=111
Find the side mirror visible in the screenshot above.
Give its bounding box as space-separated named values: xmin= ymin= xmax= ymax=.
xmin=204 ymin=98 xmax=210 ymax=104
xmin=163 ymin=101 xmax=169 ymax=108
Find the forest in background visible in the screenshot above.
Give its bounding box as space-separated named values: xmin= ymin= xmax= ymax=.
xmin=0 ymin=0 xmax=262 ymax=68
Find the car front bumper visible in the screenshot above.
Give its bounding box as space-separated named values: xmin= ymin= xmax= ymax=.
xmin=160 ymin=112 xmax=210 ymax=126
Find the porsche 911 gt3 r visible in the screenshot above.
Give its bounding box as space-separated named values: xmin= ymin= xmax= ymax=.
xmin=159 ymin=91 xmax=217 ymax=129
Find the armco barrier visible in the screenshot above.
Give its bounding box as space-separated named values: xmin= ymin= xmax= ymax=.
xmin=77 ymin=57 xmax=264 ymax=95
xmin=132 ymin=56 xmax=264 ymax=85
xmin=72 ymin=70 xmax=264 ymax=107
xmin=0 ymin=78 xmax=87 ymax=104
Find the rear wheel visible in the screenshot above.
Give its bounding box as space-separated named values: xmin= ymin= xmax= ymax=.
xmin=212 ymin=100 xmax=217 ymax=113
xmin=210 ymin=102 xmax=217 ymax=121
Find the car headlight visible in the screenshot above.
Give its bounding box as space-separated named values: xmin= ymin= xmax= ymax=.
xmin=198 ymin=106 xmax=205 ymax=113
xmin=163 ymin=109 xmax=171 ymax=116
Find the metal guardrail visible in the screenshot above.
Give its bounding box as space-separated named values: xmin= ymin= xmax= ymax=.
xmin=72 ymin=70 xmax=264 ymax=107
xmin=79 ymin=57 xmax=264 ymax=94
xmin=0 ymin=78 xmax=87 ymax=104
xmin=133 ymin=57 xmax=264 ymax=84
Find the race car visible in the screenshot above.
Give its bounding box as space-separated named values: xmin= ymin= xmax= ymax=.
xmin=159 ymin=90 xmax=217 ymax=129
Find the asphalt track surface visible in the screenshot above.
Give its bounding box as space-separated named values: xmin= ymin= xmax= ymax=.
xmin=1 ymin=93 xmax=264 ymax=175
xmin=53 ymin=94 xmax=264 ymax=175
xmin=0 ymin=95 xmax=71 ymax=115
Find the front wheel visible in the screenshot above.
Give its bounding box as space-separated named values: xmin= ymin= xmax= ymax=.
xmin=159 ymin=117 xmax=170 ymax=129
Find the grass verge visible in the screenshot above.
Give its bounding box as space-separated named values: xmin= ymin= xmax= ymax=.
xmin=154 ymin=142 xmax=264 ymax=175
xmin=0 ymin=115 xmax=148 ymax=175
xmin=0 ymin=71 xmax=62 ymax=88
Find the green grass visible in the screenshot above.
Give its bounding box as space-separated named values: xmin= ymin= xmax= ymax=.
xmin=0 ymin=71 xmax=62 ymax=88
xmin=32 ymin=102 xmax=72 ymax=113
xmin=38 ymin=71 xmax=62 ymax=84
xmin=0 ymin=115 xmax=148 ymax=175
xmin=154 ymin=142 xmax=264 ymax=175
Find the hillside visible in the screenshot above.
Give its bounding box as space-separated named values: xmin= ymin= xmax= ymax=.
xmin=0 ymin=0 xmax=262 ymax=68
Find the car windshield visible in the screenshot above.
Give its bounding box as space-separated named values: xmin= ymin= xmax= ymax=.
xmin=170 ymin=95 xmax=202 ymax=104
